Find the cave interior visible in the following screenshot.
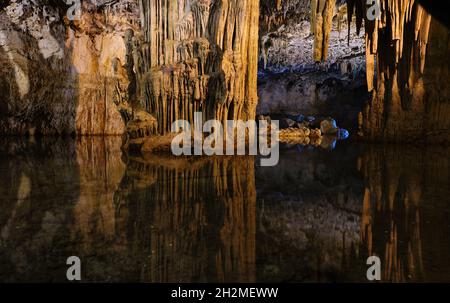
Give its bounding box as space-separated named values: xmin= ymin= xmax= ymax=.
xmin=0 ymin=0 xmax=449 ymax=284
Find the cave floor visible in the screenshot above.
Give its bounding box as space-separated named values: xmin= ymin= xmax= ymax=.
xmin=0 ymin=137 xmax=449 ymax=283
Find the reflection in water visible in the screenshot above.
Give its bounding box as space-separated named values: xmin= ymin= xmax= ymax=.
xmin=0 ymin=137 xmax=256 ymax=282
xmin=359 ymin=146 xmax=450 ymax=282
xmin=0 ymin=138 xmax=449 ymax=282
xmin=114 ymin=155 xmax=256 ymax=282
xmin=255 ymin=145 xmax=365 ymax=282
xmin=0 ymin=137 xmax=80 ymax=282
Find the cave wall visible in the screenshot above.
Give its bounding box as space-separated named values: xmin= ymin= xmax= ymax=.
xmin=1 ymin=0 xmax=260 ymax=137
xmin=135 ymin=0 xmax=260 ymax=134
xmin=358 ymin=1 xmax=450 ymax=144
xmin=1 ymin=1 xmax=448 ymax=142
xmin=0 ymin=1 xmax=139 ymax=135
xmin=260 ymin=0 xmax=311 ymax=34
xmin=311 ymin=0 xmax=450 ymax=143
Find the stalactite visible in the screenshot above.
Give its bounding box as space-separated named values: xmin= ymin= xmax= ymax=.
xmin=259 ymin=0 xmax=312 ymax=34
xmin=336 ymin=0 xmax=450 ymax=143
xmin=311 ymin=0 xmax=336 ymax=62
xmin=363 ymin=0 xmax=450 ymax=142
xmin=134 ymin=0 xmax=259 ymax=135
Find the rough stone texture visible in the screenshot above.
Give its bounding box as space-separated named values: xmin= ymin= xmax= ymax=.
xmin=1 ymin=0 xmax=448 ymax=143
xmin=259 ymin=0 xmax=363 ymax=72
xmin=347 ymin=0 xmax=449 ymax=143
xmin=259 ymin=20 xmax=365 ymax=73
xmin=260 ymin=0 xmax=311 ymax=35
xmin=258 ymin=72 xmax=368 ymax=131
xmin=363 ymin=15 xmax=450 ymax=143
xmin=0 ymin=1 xmax=138 ymax=135
xmin=257 ymin=0 xmax=367 ymax=132
xmin=311 ymin=0 xmax=336 ymax=62
xmin=135 ymin=0 xmax=260 ymax=134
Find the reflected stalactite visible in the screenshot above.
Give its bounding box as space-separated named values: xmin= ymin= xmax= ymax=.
xmin=359 ymin=145 xmax=450 ymax=282
xmin=0 ymin=137 xmax=256 ymax=282
xmin=114 ymin=155 xmax=256 ymax=282
xmin=1 ymin=138 xmax=450 ymax=282
xmin=71 ymin=137 xmax=127 ymax=257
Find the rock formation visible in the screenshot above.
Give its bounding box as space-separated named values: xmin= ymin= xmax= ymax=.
xmin=0 ymin=1 xmax=139 ymax=135
xmin=311 ymin=0 xmax=336 ymax=62
xmin=258 ymin=0 xmax=367 ymax=135
xmin=308 ymin=0 xmax=450 ymax=143
xmin=360 ymin=2 xmax=450 ymax=143
xmin=1 ymin=1 xmax=448 ymax=143
xmin=260 ymin=0 xmax=311 ymax=34
xmin=134 ymin=0 xmax=260 ymax=134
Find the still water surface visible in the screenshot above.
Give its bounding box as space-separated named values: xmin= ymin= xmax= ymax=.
xmin=0 ymin=137 xmax=449 ymax=282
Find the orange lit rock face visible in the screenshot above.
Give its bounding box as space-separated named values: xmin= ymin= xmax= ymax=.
xmin=311 ymin=0 xmax=336 ymax=62
xmin=1 ymin=0 xmax=260 ymax=136
xmin=68 ymin=6 xmax=139 ymax=135
xmin=0 ymin=1 xmax=138 ymax=135
xmin=345 ymin=1 xmax=449 ymax=143
xmin=135 ymin=0 xmax=260 ymax=134
xmin=356 ymin=1 xmax=447 ymax=143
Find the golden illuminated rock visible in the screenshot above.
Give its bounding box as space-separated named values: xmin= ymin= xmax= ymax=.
xmin=133 ymin=0 xmax=259 ymax=135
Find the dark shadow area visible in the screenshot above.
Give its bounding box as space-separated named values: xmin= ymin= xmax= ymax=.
xmin=0 ymin=137 xmax=80 ymax=282
xmin=256 ymin=143 xmax=450 ymax=282
xmin=418 ymin=0 xmax=450 ymax=29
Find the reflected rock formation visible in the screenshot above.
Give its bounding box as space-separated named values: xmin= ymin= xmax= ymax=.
xmin=0 ymin=137 xmax=257 ymax=282
xmin=0 ymin=137 xmax=127 ymax=282
xmin=1 ymin=138 xmax=449 ymax=282
xmin=70 ymin=137 xmax=127 ymax=275
xmin=0 ymin=138 xmax=80 ymax=282
xmin=359 ymin=145 xmax=450 ymax=282
xmin=114 ymin=155 xmax=257 ymax=282
xmin=255 ymin=147 xmax=365 ymax=282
